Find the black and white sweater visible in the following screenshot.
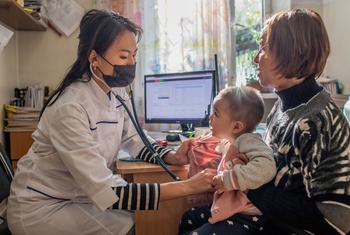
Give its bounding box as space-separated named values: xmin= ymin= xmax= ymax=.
xmin=258 ymin=78 xmax=350 ymax=233
xmin=266 ymin=78 xmax=350 ymax=203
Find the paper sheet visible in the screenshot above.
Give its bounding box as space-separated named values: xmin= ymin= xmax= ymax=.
xmin=46 ymin=0 xmax=85 ymax=37
xmin=0 ymin=24 xmax=14 ymax=54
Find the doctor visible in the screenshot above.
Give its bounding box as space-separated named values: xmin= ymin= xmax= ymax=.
xmin=7 ymin=9 xmax=215 ymax=235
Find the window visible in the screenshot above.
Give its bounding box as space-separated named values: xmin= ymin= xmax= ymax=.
xmin=234 ymin=0 xmax=263 ymax=86
xmin=96 ymin=0 xmax=263 ymax=88
xmin=95 ymin=0 xmax=264 ymax=129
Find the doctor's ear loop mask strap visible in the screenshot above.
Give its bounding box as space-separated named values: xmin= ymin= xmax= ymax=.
xmin=90 ymin=63 xmax=110 ymax=91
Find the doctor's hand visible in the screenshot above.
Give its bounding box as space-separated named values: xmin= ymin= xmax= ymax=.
xmin=212 ymin=174 xmax=225 ymax=194
xmin=163 ymin=139 xmax=192 ymax=165
xmin=159 ymin=168 xmax=216 ymax=201
xmin=185 ymin=168 xmax=216 ymax=194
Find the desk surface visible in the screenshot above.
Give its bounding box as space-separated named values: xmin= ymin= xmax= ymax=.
xmin=116 ymin=160 xmax=188 ymax=174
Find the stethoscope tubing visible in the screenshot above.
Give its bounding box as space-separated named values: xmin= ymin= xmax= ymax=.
xmin=90 ymin=64 xmax=179 ymax=181
xmin=116 ymin=92 xmax=180 ymax=181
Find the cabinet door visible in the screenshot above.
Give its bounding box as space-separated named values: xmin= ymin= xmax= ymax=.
xmin=10 ymin=131 xmax=33 ymax=160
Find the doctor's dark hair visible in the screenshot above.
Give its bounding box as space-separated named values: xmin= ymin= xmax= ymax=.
xmin=40 ymin=9 xmax=143 ymax=117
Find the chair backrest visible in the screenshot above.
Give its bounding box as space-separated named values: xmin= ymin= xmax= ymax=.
xmin=0 ymin=143 xmax=13 ymax=203
xmin=0 ymin=143 xmax=13 ymax=235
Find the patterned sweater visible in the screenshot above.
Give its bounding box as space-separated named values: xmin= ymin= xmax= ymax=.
xmin=266 ymin=79 xmax=350 ymax=204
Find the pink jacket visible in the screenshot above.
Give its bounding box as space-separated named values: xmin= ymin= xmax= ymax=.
xmin=209 ymin=144 xmax=255 ymax=224
xmin=187 ymin=135 xmax=222 ymax=206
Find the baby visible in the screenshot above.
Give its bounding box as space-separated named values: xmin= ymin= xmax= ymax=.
xmin=179 ymin=86 xmax=276 ymax=234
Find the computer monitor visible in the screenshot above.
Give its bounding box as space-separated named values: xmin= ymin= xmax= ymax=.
xmin=144 ymin=70 xmax=216 ymax=126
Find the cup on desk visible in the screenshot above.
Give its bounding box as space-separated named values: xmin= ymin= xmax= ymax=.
xmin=194 ymin=127 xmax=211 ymax=137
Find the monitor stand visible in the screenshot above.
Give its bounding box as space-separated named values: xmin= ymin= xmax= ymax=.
xmin=166 ymin=117 xmax=210 ymax=138
xmin=179 ymin=123 xmax=200 ymax=138
xmin=180 ymin=123 xmax=195 ymax=132
xmin=165 ymin=123 xmax=195 ymax=133
xmin=164 ymin=123 xmax=195 ymax=140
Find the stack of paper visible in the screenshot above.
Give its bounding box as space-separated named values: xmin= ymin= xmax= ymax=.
xmin=4 ymin=105 xmax=40 ymax=132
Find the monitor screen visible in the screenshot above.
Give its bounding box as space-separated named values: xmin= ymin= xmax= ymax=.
xmin=144 ymin=70 xmax=215 ymax=124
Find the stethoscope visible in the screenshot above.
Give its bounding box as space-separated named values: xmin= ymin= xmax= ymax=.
xmin=90 ymin=64 xmax=180 ymax=181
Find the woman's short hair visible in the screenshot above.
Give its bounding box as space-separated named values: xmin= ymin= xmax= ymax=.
xmin=261 ymin=9 xmax=330 ymax=79
xmin=216 ymin=86 xmax=264 ymax=133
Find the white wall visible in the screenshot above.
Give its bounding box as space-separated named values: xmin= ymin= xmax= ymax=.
xmin=271 ymin=0 xmax=291 ymax=14
xmin=0 ymin=28 xmax=19 ymax=142
xmin=17 ymin=30 xmax=78 ymax=88
xmin=323 ymin=0 xmax=350 ymax=94
xmin=291 ymin=0 xmax=323 ymax=15
xmin=18 ymin=0 xmax=92 ymax=89
xmin=290 ymin=0 xmax=350 ymax=94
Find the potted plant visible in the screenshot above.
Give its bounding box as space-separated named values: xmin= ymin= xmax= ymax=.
xmin=237 ymin=50 xmax=265 ymax=92
xmin=246 ymin=75 xmax=273 ymax=93
xmin=246 ymin=75 xmax=263 ymax=91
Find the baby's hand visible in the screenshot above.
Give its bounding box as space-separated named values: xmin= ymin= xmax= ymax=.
xmin=164 ymin=139 xmax=191 ymax=165
xmin=212 ymin=174 xmax=225 ymax=194
xmin=174 ymin=139 xmax=192 ymax=164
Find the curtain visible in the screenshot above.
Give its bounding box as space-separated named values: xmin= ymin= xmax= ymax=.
xmin=95 ymin=0 xmax=232 ymax=130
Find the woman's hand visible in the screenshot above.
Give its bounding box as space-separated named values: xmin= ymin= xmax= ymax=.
xmin=163 ymin=139 xmax=192 ymax=165
xmin=185 ymin=168 xmax=217 ymax=195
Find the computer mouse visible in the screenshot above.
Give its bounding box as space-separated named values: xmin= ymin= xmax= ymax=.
xmin=166 ymin=133 xmax=181 ymax=142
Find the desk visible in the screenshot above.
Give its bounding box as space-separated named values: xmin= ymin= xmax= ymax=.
xmin=116 ymin=160 xmax=190 ymax=235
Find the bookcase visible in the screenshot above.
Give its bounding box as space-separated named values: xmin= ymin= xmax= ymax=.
xmin=0 ymin=0 xmax=47 ymax=31
xmin=3 ymin=104 xmax=39 ymax=169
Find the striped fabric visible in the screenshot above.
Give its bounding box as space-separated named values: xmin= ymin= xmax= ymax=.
xmin=136 ymin=142 xmax=173 ymax=164
xmin=112 ymin=183 xmax=160 ymax=210
xmin=111 ymin=143 xmax=171 ymax=211
xmin=266 ymin=90 xmax=350 ymax=201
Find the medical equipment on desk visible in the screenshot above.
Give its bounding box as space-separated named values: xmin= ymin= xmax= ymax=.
xmin=115 ymin=87 xmax=180 ymax=181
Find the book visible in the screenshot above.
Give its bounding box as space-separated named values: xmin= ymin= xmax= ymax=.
xmin=4 ymin=105 xmax=40 ymax=132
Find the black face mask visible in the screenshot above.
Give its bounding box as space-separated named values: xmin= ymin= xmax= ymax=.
xmin=98 ymin=55 xmax=136 ymax=87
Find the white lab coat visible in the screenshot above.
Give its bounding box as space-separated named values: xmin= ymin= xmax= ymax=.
xmin=7 ymin=77 xmax=146 ymax=235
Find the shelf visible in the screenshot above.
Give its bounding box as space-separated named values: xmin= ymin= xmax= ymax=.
xmin=0 ymin=0 xmax=47 ymax=31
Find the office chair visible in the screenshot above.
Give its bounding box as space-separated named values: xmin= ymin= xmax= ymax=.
xmin=0 ymin=142 xmax=13 ymax=235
